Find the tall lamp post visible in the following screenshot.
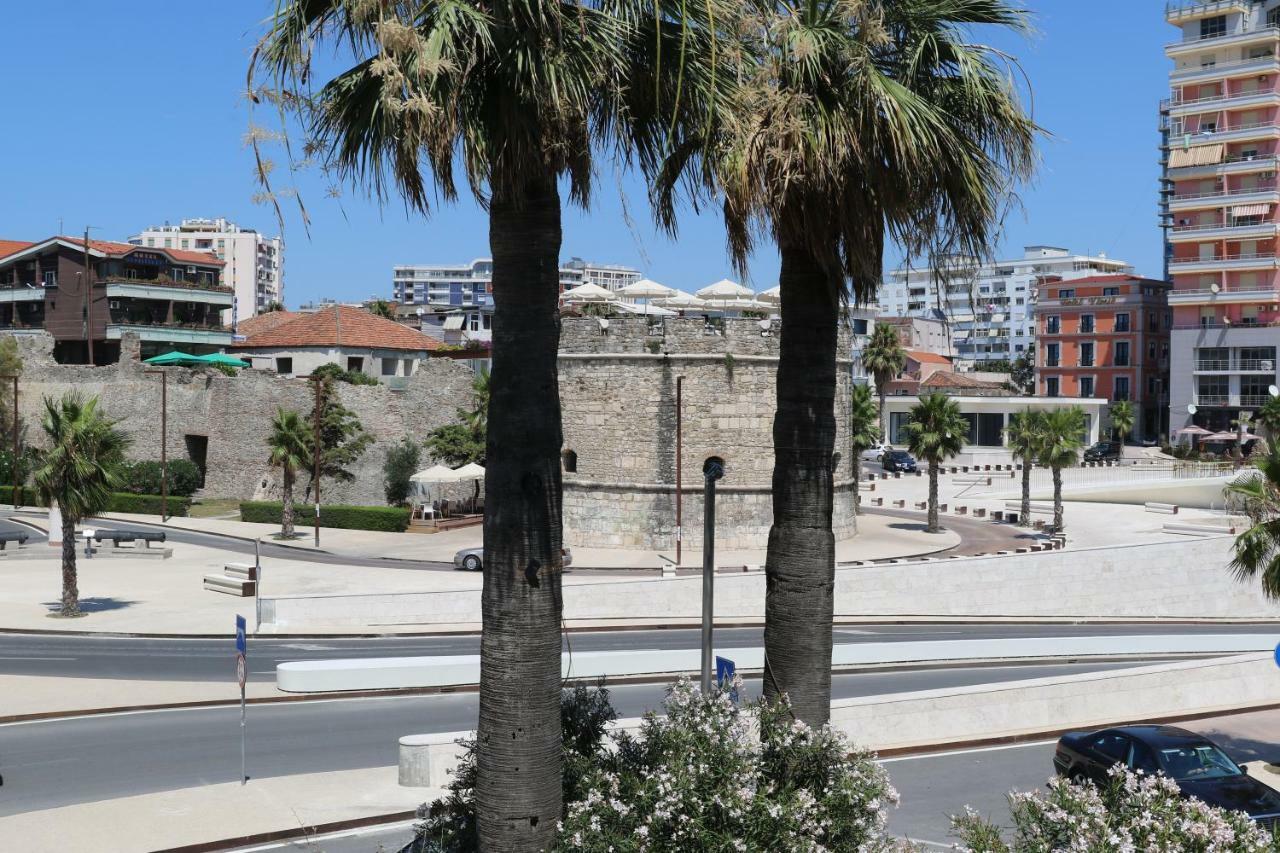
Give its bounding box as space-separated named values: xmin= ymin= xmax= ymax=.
xmin=0 ymin=374 xmax=19 ymax=510
xmin=309 ymin=375 xmax=322 ymax=548
xmin=700 ymin=456 xmax=724 ymax=694
xmin=144 ymin=370 xmax=168 ymax=522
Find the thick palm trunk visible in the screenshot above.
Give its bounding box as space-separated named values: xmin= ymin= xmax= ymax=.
xmin=763 ymin=243 xmax=837 ymax=726
xmin=281 ymin=465 xmax=295 ymax=539
xmin=60 ymin=512 xmax=78 ymax=617
xmin=1019 ymin=457 xmax=1032 ymax=528
xmin=1052 ymin=467 xmax=1064 ymax=532
xmin=928 ymin=463 xmax=940 ymax=533
xmin=878 ymin=389 xmax=888 ymax=443
xmin=852 ymin=462 xmax=860 ymax=516
xmin=476 ymin=176 xmax=564 ymax=851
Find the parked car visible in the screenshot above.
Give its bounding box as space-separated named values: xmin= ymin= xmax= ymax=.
xmin=860 ymin=442 xmax=892 ymax=462
xmin=1083 ymin=440 xmax=1121 ymax=462
xmin=1054 ymin=725 xmax=1280 ymax=829
xmin=454 ymin=546 xmax=574 ymax=572
xmin=880 ymin=450 xmax=918 ymax=473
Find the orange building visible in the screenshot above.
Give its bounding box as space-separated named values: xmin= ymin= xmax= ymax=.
xmin=1034 ymin=274 xmax=1172 ymax=441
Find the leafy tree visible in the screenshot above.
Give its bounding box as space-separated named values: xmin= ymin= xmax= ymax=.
xmin=303 ymin=377 xmax=374 ymax=501
xmin=425 ymin=423 xmax=485 ymax=468
xmin=311 ymin=362 xmax=379 ymax=386
xmin=1255 ymin=394 xmax=1280 ymax=450
xmin=1110 ymin=400 xmax=1135 ymax=445
xmin=903 ymin=394 xmax=968 ymax=534
xmin=1005 ymin=409 xmax=1046 ymax=529
xmin=34 ymin=394 xmax=130 ymax=617
xmin=383 ymin=437 xmax=422 ymax=507
xmin=267 ymin=408 xmax=311 ymax=539
xmin=848 ymin=384 xmax=880 ymax=516
xmin=463 ymin=368 xmax=490 ymax=436
xmin=1010 ymin=344 xmax=1036 ymax=394
xmin=1040 ymin=407 xmax=1087 ymax=533
xmin=860 ymin=324 xmax=907 ymax=440
xmin=1226 ymin=444 xmax=1280 ymax=600
xmin=121 ymin=459 xmax=203 ymax=498
xmin=260 ymin=301 xmax=285 ymax=313
xmin=366 ymin=299 xmax=395 ymax=319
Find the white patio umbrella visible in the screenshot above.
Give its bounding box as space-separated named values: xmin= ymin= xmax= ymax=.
xmin=757 ymin=285 xmax=781 ymax=305
xmin=561 ymin=282 xmax=615 ymax=303
xmin=617 ymin=278 xmax=674 ymax=300
xmin=409 ymin=464 xmax=461 ymax=505
xmin=610 ymin=301 xmax=677 ymax=317
xmin=1176 ymin=425 xmax=1211 ymax=435
xmin=653 ymin=290 xmax=708 ymax=313
xmin=452 ymin=462 xmax=486 ymax=480
xmin=696 ymin=278 xmax=754 ymax=301
xmin=719 ymin=298 xmax=770 ymax=312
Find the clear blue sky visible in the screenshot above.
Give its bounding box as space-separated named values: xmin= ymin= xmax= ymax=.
xmin=0 ymin=2 xmax=1169 ymax=307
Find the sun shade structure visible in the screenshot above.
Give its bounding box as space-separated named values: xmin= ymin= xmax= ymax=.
xmin=561 ymin=282 xmax=615 ymax=303
xmin=654 ymin=290 xmax=707 ymax=308
xmin=617 ymin=279 xmax=675 ymax=299
xmin=452 ymin=462 xmax=486 ymax=480
xmin=757 ymin=285 xmax=781 ymax=305
xmin=411 ymin=464 xmax=461 ymax=484
xmin=696 ymin=278 xmax=754 ymax=300
xmin=1167 ymin=143 xmax=1224 ymax=168
xmin=1177 ymin=425 xmax=1212 ymax=435
xmin=143 ymin=351 xmax=203 ymax=366
xmin=197 ymin=353 xmax=250 ymax=368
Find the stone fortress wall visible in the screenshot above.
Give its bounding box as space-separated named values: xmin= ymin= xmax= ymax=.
xmin=5 ymin=333 xmax=475 ymax=506
xmin=559 ymin=317 xmax=856 ymax=552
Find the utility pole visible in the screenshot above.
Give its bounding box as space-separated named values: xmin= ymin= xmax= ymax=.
xmin=700 ymin=457 xmax=724 ymax=694
xmin=0 ymin=375 xmax=19 ymax=510
xmin=675 ymin=375 xmax=683 ymax=566
xmin=310 ymin=376 xmax=322 ymax=548
xmin=144 ymin=370 xmax=168 ymax=522
xmin=82 ymin=229 xmax=94 ymax=366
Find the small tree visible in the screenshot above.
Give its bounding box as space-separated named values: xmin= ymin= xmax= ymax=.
xmin=267 ymin=408 xmax=311 ymax=539
xmin=1005 ymin=409 xmax=1045 ymax=529
xmin=902 ymin=393 xmax=967 ymax=533
xmin=848 ymin=384 xmax=880 ymax=516
xmin=1040 ymin=407 xmax=1087 ymax=533
xmin=1009 ymin=344 xmax=1035 ymax=394
xmin=367 ymin=299 xmax=395 ymax=319
xmin=860 ymin=324 xmax=906 ymax=439
xmin=34 ymin=393 xmax=130 ymax=617
xmin=1110 ymin=400 xmax=1135 ymax=445
xmin=383 ymin=437 xmax=422 ymax=507
xmin=303 ymin=376 xmax=373 ymax=501
xmin=1255 ymin=394 xmax=1280 ymax=450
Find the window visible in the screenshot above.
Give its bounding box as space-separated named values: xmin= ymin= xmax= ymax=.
xmin=1114 ymin=376 xmax=1130 ymax=402
xmin=1046 ymin=315 xmax=1060 ymax=334
xmin=1114 ymin=313 xmax=1130 ymax=332
xmin=1080 ymin=314 xmax=1095 ymax=333
xmin=180 ymin=239 xmax=190 ymax=249
xmin=347 ymin=356 xmax=365 ymax=373
xmin=562 ymin=450 xmax=577 ymax=473
xmin=1148 ymin=376 xmax=1158 ymax=395
xmin=1129 ymin=742 xmax=1159 ymax=775
xmin=1102 ymin=287 xmax=1120 ymax=297
xmin=41 ymin=270 xmax=56 ymax=287
xmin=381 ymin=358 xmax=397 ymax=376
xmin=1114 ymin=341 xmax=1130 ymax=367
xmin=1080 ymin=342 xmax=1095 ymax=367
xmin=1092 ymin=733 xmax=1131 ymax=764
xmin=1057 ymin=288 xmax=1075 ymax=299
xmin=1198 ymin=375 xmax=1228 ymax=403
xmin=1079 ymin=376 xmax=1095 ymax=398
xmin=1046 ymin=377 xmax=1060 ymax=398
xmin=1045 ymin=343 xmax=1060 ymax=367
xmin=275 ymin=357 xmax=293 ymax=375
xmin=1149 ymin=341 xmax=1157 ymax=361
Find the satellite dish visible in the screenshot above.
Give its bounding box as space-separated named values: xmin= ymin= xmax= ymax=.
xmin=1188 ymin=404 xmax=1198 ymax=415
xmin=1210 ymin=283 xmax=1220 ymax=294
xmin=1270 ymin=385 xmax=1279 ymax=398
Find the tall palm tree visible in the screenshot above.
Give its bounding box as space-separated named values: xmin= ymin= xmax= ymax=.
xmin=1225 ymin=445 xmax=1280 ymax=599
xmin=1110 ymin=400 xmax=1135 ymax=446
xmin=848 ymin=383 xmax=880 ymax=516
xmin=267 ymin=408 xmax=311 ymax=540
xmin=253 ymin=3 xmax=730 ymax=846
xmin=699 ymin=0 xmax=1036 ymax=726
xmin=1006 ymin=409 xmax=1045 ymax=529
xmin=1039 ymin=407 xmax=1086 ymax=533
xmin=902 ymin=394 xmax=967 ymax=534
xmin=34 ymin=393 xmax=129 ymax=617
xmin=861 ymin=324 xmax=907 ymax=440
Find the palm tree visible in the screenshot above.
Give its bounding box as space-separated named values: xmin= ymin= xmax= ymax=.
xmin=366 ymin=299 xmax=395 ymax=319
xmin=1255 ymin=395 xmax=1280 ymax=450
xmin=1225 ymin=445 xmax=1280 ymax=599
xmin=1005 ymin=409 xmax=1045 ymax=529
xmin=902 ymin=394 xmax=968 ymax=534
xmin=34 ymin=393 xmax=130 ymax=617
xmin=861 ymin=324 xmax=907 ymax=440
xmin=848 ymin=384 xmax=880 ymax=516
xmin=267 ymin=409 xmax=311 ymax=540
xmin=1110 ymin=400 xmax=1135 ymax=446
xmin=253 ymin=3 xmax=730 ymax=846
xmin=699 ymin=0 xmax=1036 ymax=726
xmin=1039 ymin=407 xmax=1087 ymax=533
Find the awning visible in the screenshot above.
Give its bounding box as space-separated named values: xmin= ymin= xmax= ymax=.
xmin=1168 ymin=143 xmax=1225 ymax=168
xmin=1232 ymin=203 xmax=1271 ymax=217
xmin=442 ymin=315 xmax=465 ymax=330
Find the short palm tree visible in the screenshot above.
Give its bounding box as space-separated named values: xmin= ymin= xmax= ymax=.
xmin=267 ymin=409 xmax=312 ymax=540
xmin=1226 ymin=445 xmax=1280 ymax=599
xmin=861 ymin=324 xmax=907 ymax=440
xmin=903 ymin=394 xmax=968 ymax=533
xmin=34 ymin=393 xmax=130 ymax=617
xmin=1255 ymin=395 xmax=1280 ymax=450
xmin=1006 ymin=409 xmax=1045 ymax=529
xmin=1039 ymin=407 xmax=1087 ymax=533
xmin=1110 ymin=400 xmax=1135 ymax=446
xmin=848 ymin=384 xmax=880 ymax=516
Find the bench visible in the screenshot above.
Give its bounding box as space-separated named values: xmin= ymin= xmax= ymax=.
xmin=202 ymin=575 xmax=255 ymax=597
xmin=1144 ymin=502 xmax=1179 ymax=515
xmin=973 ymin=508 xmax=986 ymax=518
xmin=92 ymin=528 xmax=172 ymax=559
xmin=893 ymin=499 xmax=906 ymax=508
xmin=913 ymin=501 xmax=927 ymax=510
xmin=224 ymin=562 xmax=258 ymax=581
xmin=953 ymin=506 xmax=967 ymax=515
xmin=871 ymin=497 xmax=883 ymax=507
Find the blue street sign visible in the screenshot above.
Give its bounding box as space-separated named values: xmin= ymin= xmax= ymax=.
xmin=1275 ymin=642 xmax=1280 ymax=669
xmin=236 ymin=615 xmax=246 ymax=655
xmin=715 ymin=655 xmax=738 ymax=701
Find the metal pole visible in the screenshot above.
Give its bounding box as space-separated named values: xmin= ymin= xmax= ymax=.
xmin=83 ymin=229 xmax=94 ymax=366
xmin=675 ymin=376 xmax=683 ymax=566
xmin=144 ymin=371 xmax=168 ymax=522
xmin=240 ymin=669 xmax=247 ymax=785
xmin=254 ymin=537 xmax=262 ymax=633
xmin=700 ymin=459 xmax=723 ymax=694
xmin=312 ymin=377 xmax=321 ymax=548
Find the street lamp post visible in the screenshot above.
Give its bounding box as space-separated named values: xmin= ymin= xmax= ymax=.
xmin=700 ymin=456 xmax=725 ymax=694
xmin=144 ymin=370 xmax=168 ymax=522
xmin=0 ymin=375 xmax=19 ymax=510
xmin=309 ymin=376 xmax=322 ymax=548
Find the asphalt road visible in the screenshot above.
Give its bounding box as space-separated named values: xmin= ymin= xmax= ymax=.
xmin=863 ymin=506 xmax=1046 ymax=558
xmin=0 ymin=661 xmax=1157 ymax=818
xmin=2 ymin=623 xmax=1274 ymax=681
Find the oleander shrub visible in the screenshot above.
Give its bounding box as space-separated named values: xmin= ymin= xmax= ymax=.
xmin=107 ymin=492 xmax=191 ymax=516
xmin=953 ymin=765 xmax=1280 ymax=851
xmin=239 ymin=500 xmax=410 ymax=532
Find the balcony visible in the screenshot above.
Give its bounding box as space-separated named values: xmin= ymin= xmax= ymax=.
xmin=103 ymin=279 xmax=234 ymax=307
xmin=1170 ymin=53 xmax=1280 ymax=83
xmin=1167 ymin=89 xmax=1280 ymax=117
xmin=104 ymin=324 xmax=233 ymax=346
xmin=1169 ymin=283 xmax=1280 ymax=305
xmin=1241 ymin=394 xmax=1272 ymax=406
xmin=1169 ymin=250 xmax=1280 ymax=272
xmin=0 ymin=286 xmax=46 ymax=303
xmin=1174 ymin=318 xmax=1280 ymax=329
xmin=1168 ymin=121 xmax=1280 ymax=148
xmin=1169 ymin=220 xmax=1279 ymax=242
xmin=1169 ymin=184 xmax=1279 ymax=210
xmin=1167 ymin=23 xmax=1278 ymax=53
xmin=1195 ymin=394 xmax=1231 ymax=406
xmin=1195 ymin=358 xmax=1233 ymax=370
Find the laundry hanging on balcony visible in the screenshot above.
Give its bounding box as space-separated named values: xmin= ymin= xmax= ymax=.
xmin=1168 ymin=143 xmax=1224 ymax=168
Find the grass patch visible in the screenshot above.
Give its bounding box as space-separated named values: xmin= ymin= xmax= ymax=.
xmin=188 ymin=498 xmax=242 ymax=518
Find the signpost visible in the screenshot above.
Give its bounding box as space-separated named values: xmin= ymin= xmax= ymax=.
xmin=715 ymin=655 xmax=738 ymax=702
xmin=236 ymin=614 xmax=247 ymax=785
xmin=1274 ymin=641 xmax=1279 ymax=670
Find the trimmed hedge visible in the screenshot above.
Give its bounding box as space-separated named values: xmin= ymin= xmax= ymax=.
xmin=240 ymin=501 xmax=411 ymax=532
xmin=0 ymin=486 xmax=189 ymax=517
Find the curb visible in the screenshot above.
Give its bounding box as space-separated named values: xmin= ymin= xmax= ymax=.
xmin=152 ymin=811 xmax=418 ymax=853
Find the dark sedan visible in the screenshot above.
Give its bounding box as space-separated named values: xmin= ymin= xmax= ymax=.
xmin=1054 ymin=725 xmax=1280 ymax=830
xmin=880 ymin=450 xmax=918 ymax=473
xmin=1083 ymin=441 xmax=1121 ymax=462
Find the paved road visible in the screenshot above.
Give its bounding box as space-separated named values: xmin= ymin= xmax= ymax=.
xmin=863 ymin=506 xmax=1043 ymax=559
xmin=0 ymin=661 xmax=1155 ymax=817
xmin=2 ymin=623 xmax=1274 ymax=681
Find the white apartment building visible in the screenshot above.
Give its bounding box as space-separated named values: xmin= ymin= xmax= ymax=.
xmin=882 ymin=246 xmax=1133 ymax=363
xmin=130 ymin=218 xmax=283 ymax=323
xmin=562 ymin=257 xmax=642 ymax=292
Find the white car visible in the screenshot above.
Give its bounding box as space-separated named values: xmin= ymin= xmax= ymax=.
xmin=454 ymin=546 xmax=573 ymax=572
xmin=860 ymin=443 xmax=892 ymax=462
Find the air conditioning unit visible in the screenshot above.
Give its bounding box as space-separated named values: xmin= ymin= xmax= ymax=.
xmin=1263 ymin=360 xmax=1275 ymax=370
xmin=109 ymin=300 xmax=120 ymax=309
xmin=187 ymin=266 xmax=196 ymax=274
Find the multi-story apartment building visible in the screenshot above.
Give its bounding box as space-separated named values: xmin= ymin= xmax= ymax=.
xmin=883 ymin=246 xmax=1133 ymax=363
xmin=130 ymin=218 xmax=283 ymax=321
xmin=1034 ymin=275 xmax=1172 ymax=442
xmin=562 ymin=257 xmax=643 ymax=292
xmin=0 ymin=235 xmax=231 ymax=363
xmin=1162 ymin=1 xmax=1280 ymax=434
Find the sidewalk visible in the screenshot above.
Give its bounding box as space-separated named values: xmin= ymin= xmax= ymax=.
xmin=1 ymin=674 xmax=284 ymax=720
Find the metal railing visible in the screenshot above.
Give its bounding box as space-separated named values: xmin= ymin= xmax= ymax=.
xmin=1170 ymin=119 xmax=1279 ymax=137
xmin=1172 ymin=54 xmax=1279 ymax=75
xmin=1239 ymin=358 xmax=1277 ymax=370
xmin=1241 ymin=394 xmax=1271 ymax=406
xmin=1172 ymin=184 xmax=1279 ymax=200
xmin=1171 ymin=219 xmax=1277 ymax=233
xmin=962 ymin=459 xmax=1239 ymax=499
xmin=1196 ymin=359 xmax=1233 ymax=370
xmin=1196 ymin=394 xmax=1231 ymax=405
xmin=1175 ymin=319 xmax=1280 ymax=328
xmin=1168 ymin=89 xmax=1280 ymax=108
xmin=1170 ymin=251 xmax=1277 ymax=264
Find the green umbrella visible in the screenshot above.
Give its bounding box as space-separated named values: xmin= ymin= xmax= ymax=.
xmin=197 ymin=353 xmax=251 ymax=368
xmin=144 ymin=351 xmax=202 ymax=366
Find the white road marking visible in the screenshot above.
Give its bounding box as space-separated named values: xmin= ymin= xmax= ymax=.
xmin=0 ymin=656 xmax=75 ymax=661
xmin=879 ymin=738 xmax=1057 ymax=764
xmin=227 ymin=818 xmax=417 ymax=851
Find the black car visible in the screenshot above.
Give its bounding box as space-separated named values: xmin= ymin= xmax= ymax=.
xmin=1054 ymin=725 xmax=1280 ymax=829
xmin=1083 ymin=441 xmax=1121 ymax=462
xmin=880 ymin=450 xmax=918 ymax=473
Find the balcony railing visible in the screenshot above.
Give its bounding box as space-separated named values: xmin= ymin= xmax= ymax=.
xmin=1171 ymin=54 xmax=1280 ymax=76
xmin=1239 ymin=358 xmax=1277 ymax=370
xmin=1175 ymin=319 xmax=1280 ymax=328
xmin=100 ymin=276 xmax=233 ymax=295
xmin=1170 ymin=119 xmax=1278 ymax=137
xmin=1195 ymin=394 xmax=1231 ymax=406
xmin=1170 ymin=251 xmax=1278 ymax=265
xmin=1196 ymin=359 xmax=1233 ymax=369
xmin=1241 ymin=394 xmax=1272 ymax=406
xmin=1172 ymin=183 xmax=1279 ymax=200
xmin=1171 ymin=219 xmax=1277 ymax=232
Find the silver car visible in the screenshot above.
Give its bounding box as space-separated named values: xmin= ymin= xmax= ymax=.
xmin=453 ymin=546 xmax=573 ymax=572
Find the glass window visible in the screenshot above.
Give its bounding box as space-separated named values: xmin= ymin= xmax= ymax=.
xmin=1201 ymin=16 xmax=1226 ymax=40
xmin=1046 ymin=377 xmax=1060 ymax=398
xmin=1114 ymin=376 xmax=1130 ymax=402
xmin=1157 ymin=744 xmax=1242 ymax=781
xmin=1114 ymin=341 xmax=1130 ymax=367
xmin=1092 ymin=734 xmax=1130 ymax=763
xmin=1045 ymin=343 xmax=1060 ymax=367
xmin=1080 ymin=314 xmax=1095 ymax=333
xmin=380 ymin=358 xmax=397 ymax=376
xmin=1080 ymin=376 xmax=1095 ymax=397
xmin=1114 ymin=313 xmax=1130 ymax=332
xmin=275 ymin=357 xmax=293 ymax=375
xmin=1057 ymin=289 xmax=1075 ymax=299
xmin=1102 ymin=287 xmax=1120 ymax=297
xmin=1046 ymin=316 xmax=1060 ymax=334
xmin=1129 ymin=742 xmax=1159 ymax=775
xmin=1080 ymin=342 xmax=1095 ymax=367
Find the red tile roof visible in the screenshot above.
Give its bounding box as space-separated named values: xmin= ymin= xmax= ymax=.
xmin=0 ymin=240 xmax=33 ymax=259
xmin=236 ymin=310 xmax=300 ymax=338
xmin=906 ymin=350 xmax=951 ymax=366
xmin=52 ymin=236 xmax=224 ymax=267
xmin=921 ymin=370 xmax=1008 ymax=391
xmin=233 ymin=306 xmax=443 ymax=352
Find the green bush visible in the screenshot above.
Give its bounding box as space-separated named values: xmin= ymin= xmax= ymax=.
xmin=0 ymin=485 xmax=46 ymax=507
xmin=312 ymin=362 xmax=380 ymax=386
xmin=120 ymin=460 xmax=203 ymax=498
xmin=0 ymin=486 xmax=188 ymax=516
xmin=239 ymin=501 xmax=411 ymax=532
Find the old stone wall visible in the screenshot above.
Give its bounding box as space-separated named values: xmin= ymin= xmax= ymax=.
xmin=7 ymin=333 xmax=475 ymax=506
xmin=559 ymin=317 xmax=856 ymax=552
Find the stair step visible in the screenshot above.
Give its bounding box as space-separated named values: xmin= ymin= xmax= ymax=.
xmin=203 ymin=575 xmax=256 ymax=597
